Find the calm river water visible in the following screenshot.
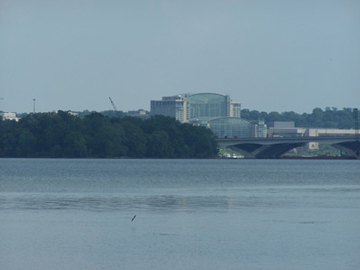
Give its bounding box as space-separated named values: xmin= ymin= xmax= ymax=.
xmin=1 ymin=159 xmax=360 ymax=270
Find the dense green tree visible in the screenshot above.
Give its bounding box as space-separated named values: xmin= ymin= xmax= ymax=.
xmin=120 ymin=117 xmax=147 ymax=158
xmin=146 ymin=131 xmax=174 ymax=158
xmin=1 ymin=107 xmax=355 ymax=158
xmin=100 ymin=110 xmax=126 ymax=119
xmin=142 ymin=115 xmax=188 ymax=157
xmin=16 ymin=128 xmax=37 ymax=157
xmin=82 ymin=113 xmax=127 ymax=158
xmin=181 ymin=123 xmax=218 ymax=158
xmin=241 ymin=107 xmax=357 ymax=128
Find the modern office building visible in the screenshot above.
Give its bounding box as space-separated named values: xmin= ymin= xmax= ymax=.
xmin=150 ymin=93 xmax=241 ymax=123
xmin=151 ymin=93 xmax=252 ymax=138
xmin=150 ymin=95 xmax=187 ymax=122
xmin=253 ymin=119 xmax=267 ymax=138
xmin=185 ymin=93 xmax=231 ymax=121
xmin=230 ymin=101 xmax=242 ymax=118
xmin=207 ymin=117 xmax=252 ymax=138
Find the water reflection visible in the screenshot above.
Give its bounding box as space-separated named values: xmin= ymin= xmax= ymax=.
xmin=0 ymin=194 xmax=234 ymax=212
xmin=2 ymin=185 xmax=359 ymax=212
xmin=0 ymin=194 xmax=351 ymax=213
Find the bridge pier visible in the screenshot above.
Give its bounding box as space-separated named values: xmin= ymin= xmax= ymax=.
xmin=230 ymin=143 xmax=306 ymax=159
xmin=332 ymin=141 xmax=360 ymax=157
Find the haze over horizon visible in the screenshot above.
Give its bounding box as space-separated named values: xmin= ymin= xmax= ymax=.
xmin=1 ymin=0 xmax=359 ymax=114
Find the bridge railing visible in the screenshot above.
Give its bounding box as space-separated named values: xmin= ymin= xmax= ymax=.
xmin=216 ymin=135 xmax=358 ymax=143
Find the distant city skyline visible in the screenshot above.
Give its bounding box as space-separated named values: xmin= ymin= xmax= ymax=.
xmin=1 ymin=0 xmax=359 ymax=114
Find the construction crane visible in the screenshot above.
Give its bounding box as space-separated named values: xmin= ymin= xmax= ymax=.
xmin=109 ymin=97 xmax=117 ymax=111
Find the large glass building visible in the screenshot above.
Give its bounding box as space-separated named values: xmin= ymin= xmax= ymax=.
xmin=150 ymin=93 xmax=252 ymax=138
xmin=186 ymin=93 xmax=231 ymax=121
xmin=151 ymin=93 xmax=240 ymax=122
xmin=207 ymin=117 xmax=252 ymax=138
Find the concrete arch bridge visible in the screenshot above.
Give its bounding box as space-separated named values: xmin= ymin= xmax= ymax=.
xmin=217 ymin=136 xmax=360 ymax=159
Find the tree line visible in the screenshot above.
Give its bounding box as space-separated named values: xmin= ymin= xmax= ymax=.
xmin=241 ymin=107 xmax=357 ymax=128
xmin=15 ymin=106 xmax=357 ymax=129
xmin=0 ymin=111 xmax=218 ymax=158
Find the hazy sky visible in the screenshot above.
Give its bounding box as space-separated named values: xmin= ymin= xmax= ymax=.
xmin=1 ymin=0 xmax=359 ymax=114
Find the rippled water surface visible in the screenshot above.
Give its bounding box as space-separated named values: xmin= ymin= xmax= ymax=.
xmin=1 ymin=159 xmax=360 ymax=270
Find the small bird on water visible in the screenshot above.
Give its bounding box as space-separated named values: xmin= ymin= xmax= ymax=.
xmin=131 ymin=215 xmax=136 ymax=222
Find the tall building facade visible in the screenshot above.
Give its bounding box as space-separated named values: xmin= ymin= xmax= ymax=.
xmin=151 ymin=93 xmax=253 ymax=138
xmin=252 ymin=119 xmax=267 ymax=138
xmin=185 ymin=93 xmax=231 ymax=121
xmin=150 ymin=95 xmax=187 ymax=123
xmin=150 ymin=93 xmax=240 ymax=123
xmin=230 ymin=101 xmax=241 ymax=118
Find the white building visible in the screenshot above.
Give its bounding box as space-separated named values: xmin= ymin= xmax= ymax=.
xmin=0 ymin=112 xmax=20 ymax=122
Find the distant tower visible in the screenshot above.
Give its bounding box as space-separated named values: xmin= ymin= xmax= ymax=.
xmin=33 ymin=99 xmax=36 ymax=113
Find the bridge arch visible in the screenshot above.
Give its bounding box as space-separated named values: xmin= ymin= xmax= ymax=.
xmin=229 ymin=142 xmax=306 ymax=159
xmin=218 ymin=137 xmax=359 ymax=159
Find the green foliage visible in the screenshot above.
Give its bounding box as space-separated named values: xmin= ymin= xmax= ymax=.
xmin=241 ymin=107 xmax=357 ymax=128
xmin=0 ymin=112 xmax=218 ymax=158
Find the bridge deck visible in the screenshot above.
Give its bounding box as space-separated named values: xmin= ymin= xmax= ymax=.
xmin=217 ymin=136 xmax=358 ymax=145
xmin=216 ymin=136 xmax=359 ymax=159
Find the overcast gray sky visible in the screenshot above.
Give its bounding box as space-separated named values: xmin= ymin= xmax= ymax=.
xmin=1 ymin=0 xmax=359 ymax=114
